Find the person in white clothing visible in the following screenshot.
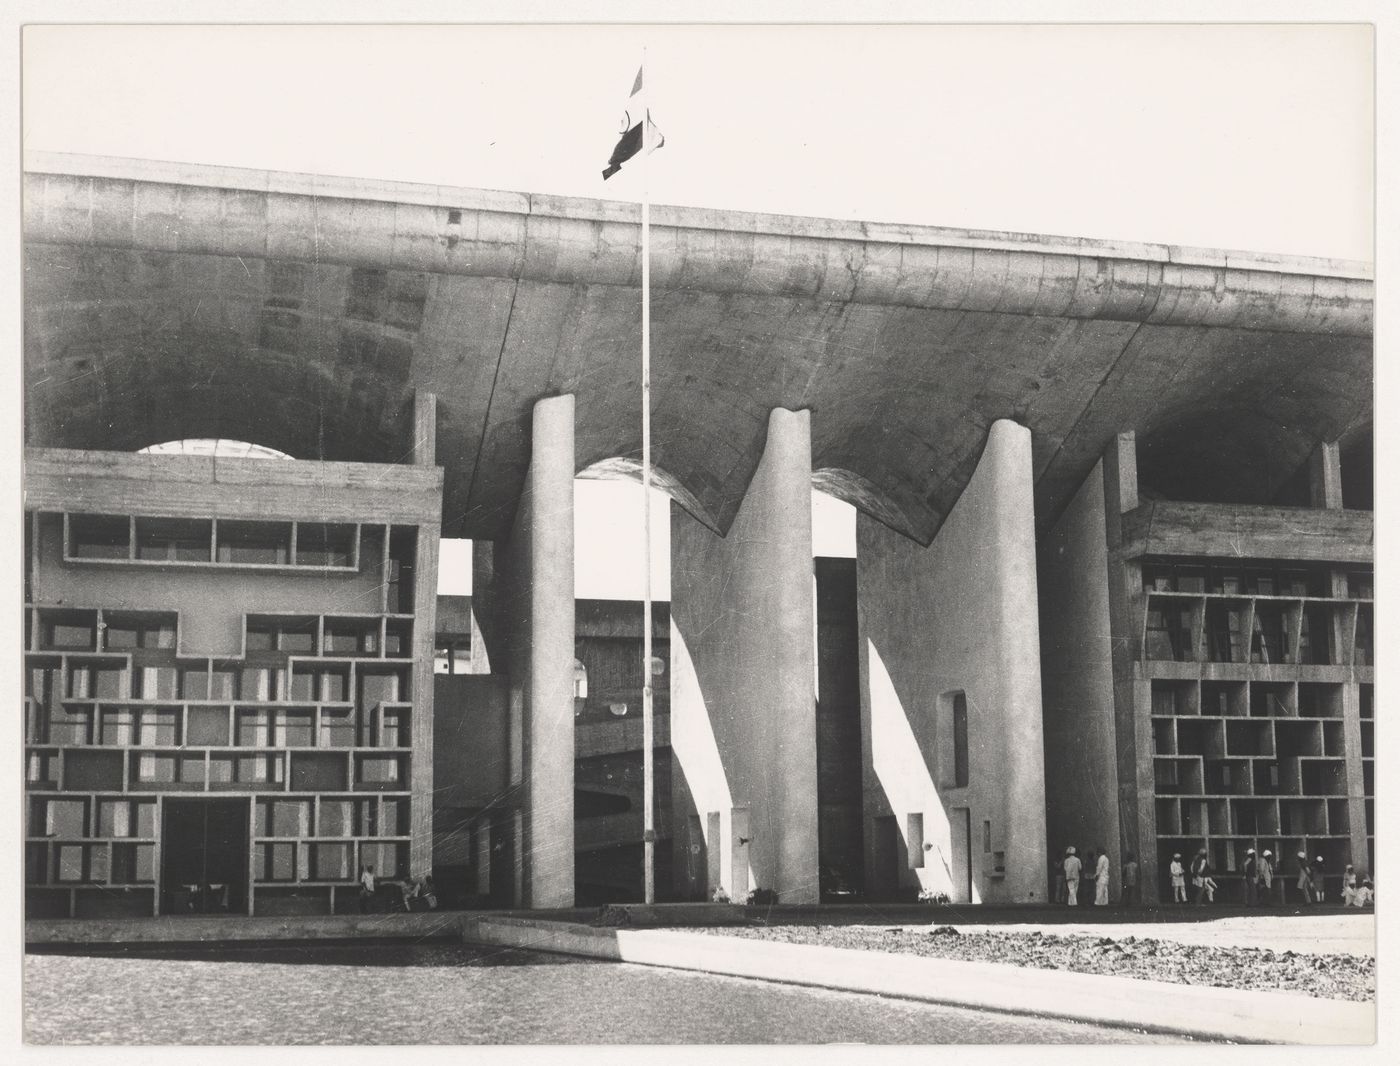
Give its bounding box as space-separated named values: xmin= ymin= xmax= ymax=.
xmin=1169 ymin=852 xmax=1187 ymax=903
xmin=1352 ymin=878 xmax=1373 ymax=907
xmin=1094 ymin=846 xmax=1111 ymax=906
xmin=358 ymin=864 xmax=377 ymax=913
xmin=1258 ymin=850 xmax=1275 ymax=905
xmin=1063 ymin=847 xmax=1082 ymax=906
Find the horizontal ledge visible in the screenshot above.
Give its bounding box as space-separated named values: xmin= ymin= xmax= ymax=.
xmin=24 ymin=152 xmax=1373 ymax=281
xmin=62 ymin=557 xmax=360 ymax=574
xmin=22 ymin=160 xmax=1373 ymax=335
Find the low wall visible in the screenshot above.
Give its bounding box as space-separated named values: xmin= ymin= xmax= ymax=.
xmin=26 ymin=912 xmax=463 ymax=945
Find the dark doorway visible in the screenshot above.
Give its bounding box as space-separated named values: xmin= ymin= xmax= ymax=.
xmin=872 ymin=814 xmax=900 ymax=901
xmin=814 ymin=557 xmax=865 ymax=901
xmin=161 ymin=799 xmax=249 ymax=915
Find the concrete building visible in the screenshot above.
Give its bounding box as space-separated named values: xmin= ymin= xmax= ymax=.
xmin=1039 ymin=435 xmax=1373 ymax=904
xmin=24 ymin=446 xmax=441 ymax=918
xmin=22 ymin=154 xmax=1373 ymax=917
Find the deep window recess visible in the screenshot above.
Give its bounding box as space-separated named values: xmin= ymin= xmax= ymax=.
xmin=1250 ymin=604 xmax=1290 ymax=664
xmin=69 ymin=515 xmax=130 ymax=560
xmin=135 ymin=518 xmax=212 ymax=562
xmin=1205 ymin=603 xmax=1245 ymax=663
xmin=1148 ymin=604 xmax=1196 ymax=661
xmin=216 ymin=521 xmax=291 ymax=565
xmin=296 ymin=523 xmax=355 ymax=567
xmin=387 ymin=527 xmax=418 ymax=613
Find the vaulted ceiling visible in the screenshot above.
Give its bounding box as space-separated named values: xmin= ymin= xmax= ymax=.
xmin=23 ymin=156 xmax=1373 ymax=543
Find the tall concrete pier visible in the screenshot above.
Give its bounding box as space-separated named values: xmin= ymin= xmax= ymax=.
xmin=671 ymin=409 xmax=820 ymax=904
xmin=495 ymin=394 xmax=577 ymax=907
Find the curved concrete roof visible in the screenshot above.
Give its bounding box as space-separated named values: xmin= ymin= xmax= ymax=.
xmin=23 ymin=153 xmax=1373 ymax=543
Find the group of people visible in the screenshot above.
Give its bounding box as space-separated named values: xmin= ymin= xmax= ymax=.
xmin=1276 ymin=852 xmax=1374 ymax=907
xmin=1055 ymin=845 xmax=1125 ymax=906
xmin=357 ymin=864 xmax=439 ymax=913
xmin=1168 ymin=849 xmax=1219 ymax=902
xmin=1170 ymin=848 xmax=1376 ymax=906
xmin=1055 ymin=845 xmax=1375 ymax=907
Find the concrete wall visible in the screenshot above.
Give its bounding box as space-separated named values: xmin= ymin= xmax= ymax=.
xmin=493 ymin=394 xmax=576 ymax=907
xmin=32 ymin=515 xmax=388 ymax=657
xmin=433 ymin=674 xmax=512 ymax=809
xmin=857 ymin=420 xmax=1047 ymax=903
xmin=669 ymin=408 xmax=820 ymax=904
xmin=1037 ymin=460 xmax=1123 ymax=897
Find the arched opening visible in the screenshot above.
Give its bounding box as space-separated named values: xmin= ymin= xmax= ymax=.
xmin=138 ymin=439 xmax=294 ymax=460
xmin=572 ymin=476 xmax=673 ymax=601
xmin=811 ymin=487 xmax=857 ymax=559
xmin=811 ymin=467 xmax=920 ymax=544
xmin=570 ymin=459 xmax=684 ymax=906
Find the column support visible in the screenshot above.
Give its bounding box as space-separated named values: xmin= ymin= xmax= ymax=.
xmin=409 ymin=389 xmax=439 ymax=878
xmin=670 ymin=407 xmax=819 ymax=904
xmin=497 ymin=394 xmax=576 ymax=908
xmin=1310 ymin=440 xmax=1370 ymax=877
xmin=1308 ymin=441 xmax=1343 ymax=510
xmin=1102 ymin=432 xmax=1157 ymax=901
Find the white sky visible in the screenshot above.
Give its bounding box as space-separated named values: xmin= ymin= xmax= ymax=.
xmin=22 ymin=23 xmax=1374 ymax=259
xmin=18 ymin=20 xmax=1375 ymax=599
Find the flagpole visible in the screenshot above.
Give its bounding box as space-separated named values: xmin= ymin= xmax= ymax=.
xmin=640 ymin=51 xmax=656 ymax=906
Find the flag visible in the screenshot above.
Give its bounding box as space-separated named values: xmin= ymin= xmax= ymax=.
xmin=602 ymin=66 xmax=664 ymax=180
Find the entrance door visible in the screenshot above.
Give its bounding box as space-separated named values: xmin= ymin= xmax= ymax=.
xmin=160 ymin=799 xmax=249 ymax=915
xmin=873 ymin=815 xmax=900 ymax=901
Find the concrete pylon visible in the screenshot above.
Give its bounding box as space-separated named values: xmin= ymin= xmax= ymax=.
xmin=670 ymin=407 xmax=820 ymax=904
xmin=495 ymin=394 xmax=576 ymax=908
xmin=857 ymin=419 xmax=1048 ymax=904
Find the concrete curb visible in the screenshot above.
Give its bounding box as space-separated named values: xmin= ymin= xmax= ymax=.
xmin=462 ymin=916 xmax=1375 ymax=1045
xmin=26 ymin=912 xmax=463 ymax=945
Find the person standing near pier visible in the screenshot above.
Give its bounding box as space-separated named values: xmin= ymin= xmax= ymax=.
xmin=1094 ymin=847 xmax=1110 ymax=906
xmin=1063 ymin=847 xmax=1082 ymax=906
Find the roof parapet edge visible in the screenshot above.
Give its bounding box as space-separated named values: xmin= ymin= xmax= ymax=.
xmin=24 ymin=151 xmax=1372 ymax=282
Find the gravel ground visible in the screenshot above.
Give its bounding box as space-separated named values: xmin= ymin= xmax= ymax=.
xmin=700 ymin=925 xmax=1375 ymax=1003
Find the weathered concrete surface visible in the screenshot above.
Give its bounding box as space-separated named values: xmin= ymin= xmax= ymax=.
xmin=22 ymin=153 xmax=1374 ymax=545
xmin=1118 ymin=499 xmax=1374 ymax=564
xmin=29 ymin=509 xmax=387 ymax=657
xmin=460 ymin=917 xmax=1374 ymax=1043
xmin=858 ymin=420 xmax=1047 ymax=904
xmin=492 ymin=395 xmax=575 ymax=907
xmin=670 ymin=408 xmax=820 ymax=904
xmin=1037 ymin=459 xmax=1123 ymax=895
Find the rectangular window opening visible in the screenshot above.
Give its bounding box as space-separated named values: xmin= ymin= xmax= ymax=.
xmin=906 ymin=813 xmax=924 ymax=869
